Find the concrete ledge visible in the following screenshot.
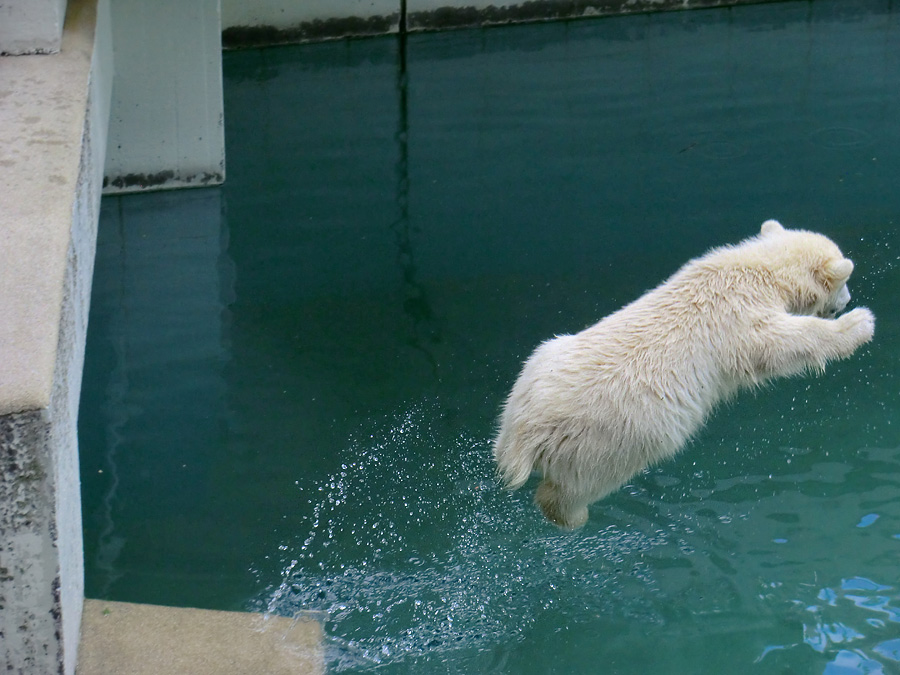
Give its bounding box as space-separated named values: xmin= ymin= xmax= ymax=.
xmin=0 ymin=0 xmax=110 ymax=672
xmin=78 ymin=600 xmax=323 ymax=675
xmin=0 ymin=0 xmax=107 ymax=416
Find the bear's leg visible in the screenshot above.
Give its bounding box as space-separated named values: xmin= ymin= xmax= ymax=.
xmin=755 ymin=308 xmax=875 ymax=377
xmin=535 ymin=479 xmax=589 ymax=529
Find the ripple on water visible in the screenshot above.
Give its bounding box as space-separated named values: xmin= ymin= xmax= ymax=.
xmin=759 ymin=575 xmax=900 ymax=674
xmin=807 ymin=126 xmax=874 ymax=148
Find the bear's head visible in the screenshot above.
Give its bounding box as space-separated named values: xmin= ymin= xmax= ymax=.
xmin=759 ymin=219 xmax=854 ymax=318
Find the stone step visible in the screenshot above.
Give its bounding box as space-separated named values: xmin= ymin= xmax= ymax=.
xmin=78 ymin=600 xmax=323 ymax=675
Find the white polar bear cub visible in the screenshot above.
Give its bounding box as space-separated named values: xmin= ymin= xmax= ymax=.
xmin=494 ymin=220 xmax=875 ymax=529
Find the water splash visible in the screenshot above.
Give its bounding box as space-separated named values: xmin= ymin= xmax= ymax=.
xmin=254 ymin=402 xmax=670 ymax=671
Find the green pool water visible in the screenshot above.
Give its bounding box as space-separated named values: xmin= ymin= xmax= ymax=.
xmin=79 ymin=1 xmax=900 ymax=672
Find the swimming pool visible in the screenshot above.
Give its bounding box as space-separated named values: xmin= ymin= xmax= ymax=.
xmin=80 ymin=1 xmax=900 ymax=672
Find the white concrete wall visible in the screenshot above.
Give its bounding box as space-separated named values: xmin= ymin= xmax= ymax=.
xmin=103 ymin=0 xmax=224 ymax=193
xmin=0 ymin=0 xmax=111 ymax=672
xmin=223 ymin=0 xmax=397 ymax=29
xmin=406 ymin=0 xmax=786 ymax=30
xmin=221 ymin=0 xmax=782 ymax=44
xmin=0 ymin=0 xmax=68 ymax=54
xmin=221 ymin=0 xmax=399 ymax=46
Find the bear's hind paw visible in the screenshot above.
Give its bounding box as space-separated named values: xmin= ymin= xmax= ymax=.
xmin=535 ymin=480 xmax=589 ymax=530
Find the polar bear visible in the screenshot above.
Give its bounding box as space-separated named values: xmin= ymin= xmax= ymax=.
xmin=494 ymin=220 xmax=875 ymax=529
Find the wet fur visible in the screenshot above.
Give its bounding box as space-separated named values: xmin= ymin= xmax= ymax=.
xmin=494 ymin=220 xmax=875 ymax=529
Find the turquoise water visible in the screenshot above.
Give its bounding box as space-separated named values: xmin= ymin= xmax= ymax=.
xmin=79 ymin=1 xmax=900 ymax=672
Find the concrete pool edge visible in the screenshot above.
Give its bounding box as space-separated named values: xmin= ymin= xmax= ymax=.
xmin=78 ymin=600 xmax=324 ymax=675
xmin=0 ymin=0 xmax=110 ymax=672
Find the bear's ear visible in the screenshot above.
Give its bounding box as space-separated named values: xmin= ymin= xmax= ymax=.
xmin=816 ymin=258 xmax=854 ymax=289
xmin=760 ymin=220 xmax=785 ymax=236
xmin=827 ymin=258 xmax=854 ymax=284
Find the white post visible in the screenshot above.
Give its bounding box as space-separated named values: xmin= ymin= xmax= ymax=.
xmin=0 ymin=0 xmax=68 ymax=54
xmin=103 ymin=0 xmax=225 ymax=193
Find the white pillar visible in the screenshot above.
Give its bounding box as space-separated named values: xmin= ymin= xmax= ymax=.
xmin=103 ymin=0 xmax=225 ymax=193
xmin=0 ymin=0 xmax=68 ymax=54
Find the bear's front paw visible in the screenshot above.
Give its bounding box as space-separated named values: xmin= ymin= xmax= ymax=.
xmin=839 ymin=307 xmax=875 ymax=345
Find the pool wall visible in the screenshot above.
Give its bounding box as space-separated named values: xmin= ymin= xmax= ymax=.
xmin=102 ymin=0 xmax=226 ymax=194
xmin=221 ymin=0 xmax=784 ymax=47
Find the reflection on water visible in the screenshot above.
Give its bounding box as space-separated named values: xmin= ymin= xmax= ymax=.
xmin=79 ymin=0 xmax=900 ymax=673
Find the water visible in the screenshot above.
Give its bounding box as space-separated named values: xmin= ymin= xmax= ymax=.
xmin=79 ymin=1 xmax=900 ymax=672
